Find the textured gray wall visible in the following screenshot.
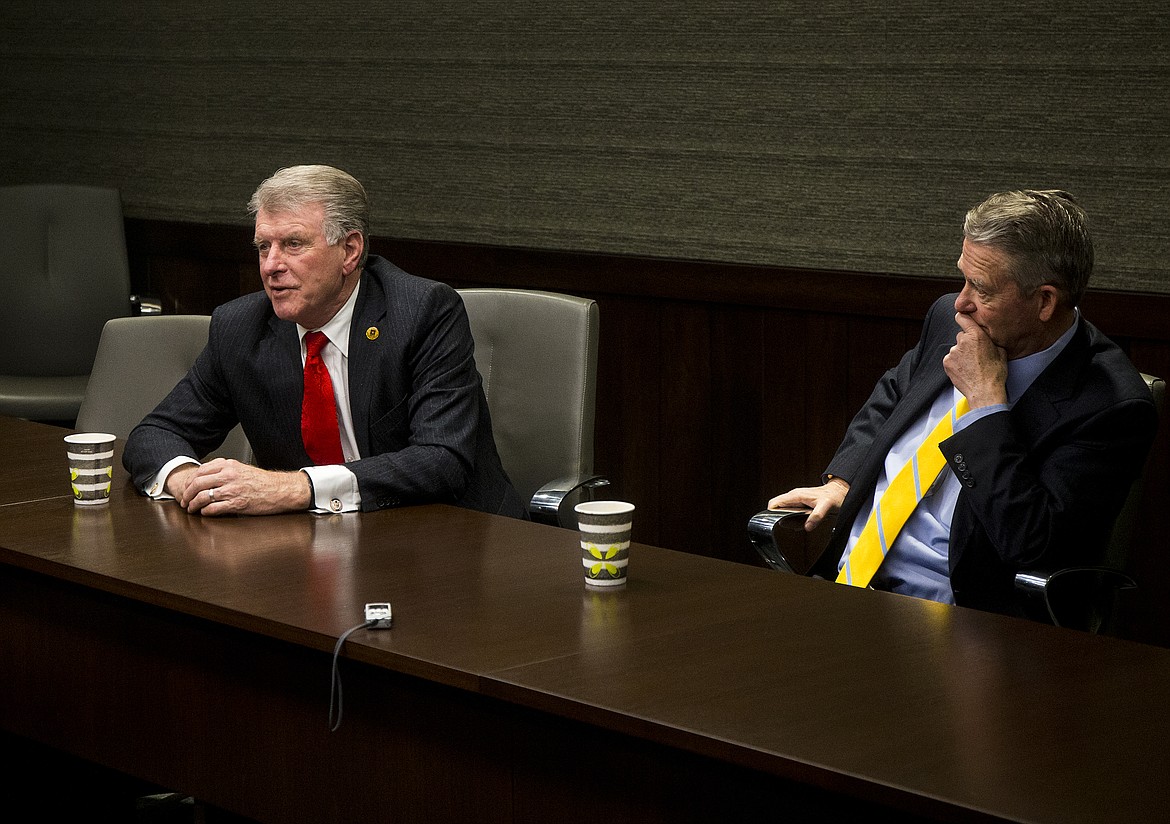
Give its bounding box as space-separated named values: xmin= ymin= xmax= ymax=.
xmin=2 ymin=1 xmax=1167 ymax=292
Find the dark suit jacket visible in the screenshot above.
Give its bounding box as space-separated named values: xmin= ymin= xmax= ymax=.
xmin=124 ymin=255 xmax=527 ymax=518
xmin=813 ymin=293 xmax=1158 ymax=615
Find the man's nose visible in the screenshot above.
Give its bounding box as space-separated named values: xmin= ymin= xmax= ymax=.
xmin=260 ymin=246 xmax=283 ymax=273
xmin=955 ymin=287 xmax=974 ymax=314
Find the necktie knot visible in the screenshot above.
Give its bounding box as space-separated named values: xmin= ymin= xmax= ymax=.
xmin=305 ymin=331 xmax=329 ymax=359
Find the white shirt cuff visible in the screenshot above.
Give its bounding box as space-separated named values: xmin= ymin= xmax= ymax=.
xmin=144 ymin=456 xmax=200 ymax=499
xmin=302 ymin=464 xmax=361 ymax=513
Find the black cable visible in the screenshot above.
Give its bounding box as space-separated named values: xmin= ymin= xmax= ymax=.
xmin=329 ymin=620 xmax=378 ymax=732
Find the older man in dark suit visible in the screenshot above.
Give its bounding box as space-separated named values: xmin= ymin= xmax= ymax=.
xmin=768 ymin=190 xmax=1158 ymax=615
xmin=124 ymin=165 xmax=525 ymax=518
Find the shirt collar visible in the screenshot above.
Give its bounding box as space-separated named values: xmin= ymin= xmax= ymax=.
xmin=1005 ymin=308 xmax=1079 ymax=404
xmin=297 ymin=277 xmax=362 ymax=359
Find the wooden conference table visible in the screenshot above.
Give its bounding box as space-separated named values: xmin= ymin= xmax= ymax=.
xmin=1 ymin=417 xmax=1168 ymax=823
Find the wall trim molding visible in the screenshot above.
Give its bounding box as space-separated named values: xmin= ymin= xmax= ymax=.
xmin=127 ymin=218 xmax=1170 ymax=342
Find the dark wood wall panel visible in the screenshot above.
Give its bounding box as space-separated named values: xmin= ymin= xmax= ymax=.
xmin=125 ymin=219 xmax=1170 ymax=646
xmin=710 ymin=307 xmax=767 ymax=565
xmin=593 ymin=296 xmax=666 ymax=545
xmin=657 ymin=304 xmax=713 ymax=554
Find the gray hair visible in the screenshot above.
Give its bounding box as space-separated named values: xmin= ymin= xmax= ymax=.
xmin=248 ymin=165 xmax=370 ymax=269
xmin=963 ymin=189 xmax=1093 ymax=307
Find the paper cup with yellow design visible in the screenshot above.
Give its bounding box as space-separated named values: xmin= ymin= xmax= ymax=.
xmin=575 ymin=501 xmax=634 ymax=587
xmin=64 ymin=433 xmax=116 ymax=505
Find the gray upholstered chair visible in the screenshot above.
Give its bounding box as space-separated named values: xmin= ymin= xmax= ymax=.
xmin=76 ymin=315 xmax=251 ymax=463
xmin=747 ymin=373 xmax=1164 ymax=634
xmin=0 ymin=184 xmax=156 ymax=423
xmin=458 ymin=288 xmax=607 ymax=526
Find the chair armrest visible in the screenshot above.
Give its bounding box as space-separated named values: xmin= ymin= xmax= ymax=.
xmin=1014 ymin=566 xmax=1137 ymax=633
xmin=530 ymin=475 xmax=610 ymax=527
xmin=747 ymin=508 xmax=811 ymax=574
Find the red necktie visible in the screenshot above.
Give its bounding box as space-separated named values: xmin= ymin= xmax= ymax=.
xmin=302 ymin=331 xmax=345 ymax=465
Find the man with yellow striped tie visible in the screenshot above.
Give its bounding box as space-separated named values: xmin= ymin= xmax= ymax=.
xmin=767 ymin=190 xmax=1157 ymax=617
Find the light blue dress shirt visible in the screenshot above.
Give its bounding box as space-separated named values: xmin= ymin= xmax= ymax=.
xmin=839 ymin=313 xmax=1080 ymax=603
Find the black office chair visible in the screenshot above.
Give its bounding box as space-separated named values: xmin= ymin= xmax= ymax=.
xmin=748 ymin=373 xmax=1164 ymax=634
xmin=1013 ymin=373 xmax=1164 ymax=633
xmin=0 ymin=184 xmax=159 ymax=424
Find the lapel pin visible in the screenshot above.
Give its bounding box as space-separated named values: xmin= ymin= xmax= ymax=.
xmin=366 ymin=326 xmax=380 ymax=341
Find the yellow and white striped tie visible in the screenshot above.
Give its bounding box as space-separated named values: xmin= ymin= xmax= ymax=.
xmin=837 ymin=396 xmax=970 ymax=588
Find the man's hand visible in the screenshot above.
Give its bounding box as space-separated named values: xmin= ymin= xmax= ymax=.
xmin=768 ymin=477 xmax=849 ymax=531
xmin=943 ymin=312 xmax=1009 ymax=408
xmin=168 ymin=459 xmax=313 ymax=516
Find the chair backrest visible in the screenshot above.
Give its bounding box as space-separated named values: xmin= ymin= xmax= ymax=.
xmin=76 ymin=315 xmax=251 ymax=462
xmin=0 ymin=185 xmax=132 ymax=376
xmin=1027 ymin=373 xmax=1163 ymax=633
xmin=1103 ymin=373 xmax=1165 ymax=570
xmin=457 ymin=288 xmax=599 ymax=506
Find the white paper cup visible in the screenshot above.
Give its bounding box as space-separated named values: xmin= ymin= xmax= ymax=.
xmin=65 ymin=433 xmax=116 ymax=505
xmin=575 ymin=501 xmax=634 ymax=587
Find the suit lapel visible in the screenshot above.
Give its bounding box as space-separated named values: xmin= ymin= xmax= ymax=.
xmin=261 ymin=313 xmax=306 ymax=451
xmin=873 ymin=343 xmax=955 ymax=460
xmin=876 ymin=297 xmax=965 ymax=460
xmin=829 ymin=341 xmax=954 ymax=560
xmin=347 ymin=272 xmax=388 ymax=457
xmin=1007 ymin=316 xmax=1090 ymax=445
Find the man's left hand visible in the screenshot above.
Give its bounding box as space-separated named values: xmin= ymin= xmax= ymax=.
xmin=944 ymin=312 xmax=1009 ymax=408
xmin=176 ymin=459 xmax=313 ymax=516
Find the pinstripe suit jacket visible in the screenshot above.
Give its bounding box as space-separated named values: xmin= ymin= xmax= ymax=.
xmin=123 ymin=256 xmax=526 ymax=517
xmin=812 ymin=294 xmax=1157 ymax=615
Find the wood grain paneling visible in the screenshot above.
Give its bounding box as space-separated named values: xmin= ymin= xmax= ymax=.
xmin=2 ymin=3 xmax=1167 ymax=293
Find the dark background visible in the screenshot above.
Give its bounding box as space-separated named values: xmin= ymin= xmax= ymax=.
xmin=3 ymin=2 xmax=1166 ymax=291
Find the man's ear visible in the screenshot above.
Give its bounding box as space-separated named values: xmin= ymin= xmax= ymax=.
xmin=1036 ymin=284 xmax=1061 ymax=323
xmin=341 ymin=230 xmax=364 ymax=276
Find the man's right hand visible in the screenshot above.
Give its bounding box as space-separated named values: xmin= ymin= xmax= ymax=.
xmin=167 ymin=459 xmax=313 ymax=516
xmin=767 ymin=477 xmax=850 ymax=531
xmin=164 ymin=463 xmax=201 ymax=501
